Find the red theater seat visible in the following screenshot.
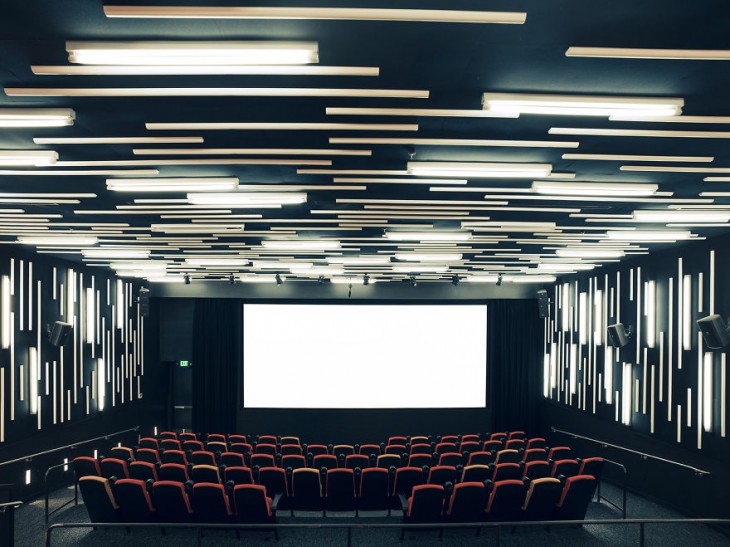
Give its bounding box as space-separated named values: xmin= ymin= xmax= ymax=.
xmin=129 ymin=461 xmax=158 ymax=482
xmin=427 ymin=465 xmax=457 ymax=487
xmin=152 ymin=480 xmax=193 ymax=522
xmin=100 ymin=458 xmax=130 ymax=479
xmin=192 ymin=482 xmax=233 ymax=523
xmin=522 ymin=477 xmax=562 ymax=521
xmin=446 ymin=482 xmax=486 ymax=522
xmin=358 ymin=468 xmax=390 ymax=512
xmin=114 ymin=478 xmax=156 ymax=522
xmin=158 ymin=463 xmax=189 ymax=483
xmin=485 ymin=480 xmax=526 ymax=521
xmin=73 ymin=456 xmax=101 ymax=479
xmin=79 ymin=476 xmax=119 ymax=522
xmin=234 ymin=484 xmax=276 ymax=525
xmin=325 ymin=469 xmax=357 ymax=513
xmin=555 ymin=475 xmax=597 ymax=520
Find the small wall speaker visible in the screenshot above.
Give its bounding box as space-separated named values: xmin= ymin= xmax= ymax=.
xmin=138 ymin=287 xmax=150 ymax=318
xmin=607 ymin=323 xmax=631 ymax=348
xmin=697 ymin=314 xmax=730 ymax=349
xmin=49 ymin=321 xmax=72 ymax=347
xmin=536 ymin=289 xmax=550 ymax=319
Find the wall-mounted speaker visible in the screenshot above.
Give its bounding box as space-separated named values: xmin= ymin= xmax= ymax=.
xmin=48 ymin=321 xmax=72 ymax=347
xmin=536 ymin=289 xmax=550 ymax=319
xmin=138 ymin=287 xmax=150 ymax=318
xmin=697 ymin=314 xmax=730 ymax=349
xmin=607 ymin=323 xmax=632 ymax=348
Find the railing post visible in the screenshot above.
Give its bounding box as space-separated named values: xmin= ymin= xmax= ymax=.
xmin=496 ymin=524 xmax=501 ymax=547
xmin=639 ymin=522 xmax=645 ymax=547
xmin=347 ymin=526 xmax=352 ymax=547
xmin=45 ymin=526 xmax=52 ymax=547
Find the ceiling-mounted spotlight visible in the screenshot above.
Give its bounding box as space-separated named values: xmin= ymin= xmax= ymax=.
xmin=451 ymin=275 xmax=461 ymax=286
xmin=409 ymin=274 xmax=417 ymax=287
xmin=184 ymin=273 xmax=191 ymax=285
xmin=275 ymin=273 xmax=283 ymax=285
xmin=363 ymin=273 xmax=370 ymax=286
xmin=496 ymin=274 xmax=503 ymax=286
xmin=228 ymin=273 xmax=235 ymax=285
xmin=318 ymin=275 xmax=325 ymax=285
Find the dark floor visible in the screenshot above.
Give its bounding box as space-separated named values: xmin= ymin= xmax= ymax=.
xmin=16 ymin=482 xmax=730 ymax=546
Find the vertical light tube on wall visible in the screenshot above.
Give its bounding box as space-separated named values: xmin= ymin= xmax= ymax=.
xmin=594 ymin=289 xmax=603 ymax=345
xmin=116 ymin=280 xmax=123 ymax=329
xmin=683 ymin=274 xmax=691 ymax=350
xmin=549 ymin=342 xmax=557 ymax=389
xmin=1 ymin=276 xmax=10 ymax=349
xmin=29 ymin=347 xmax=38 ymax=415
xmin=543 ymin=354 xmax=550 ymax=397
xmin=561 ymin=283 xmax=570 ymax=332
xmin=569 ymin=343 xmax=578 ymax=395
xmin=578 ymin=292 xmax=587 ymax=345
xmin=622 ymin=362 xmax=632 ymax=425
xmin=704 ymin=353 xmax=713 ymax=433
xmin=85 ymin=287 xmax=94 ymax=344
xmin=605 ymin=345 xmax=613 ymax=404
xmin=645 ymin=280 xmax=656 ymax=348
xmin=97 ymin=358 xmax=105 ymax=411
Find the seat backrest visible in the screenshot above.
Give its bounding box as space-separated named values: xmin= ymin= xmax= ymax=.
xmin=524 ymin=461 xmax=551 ymax=480
xmin=410 ymin=443 xmax=432 ymax=455
xmin=385 ymin=444 xmax=407 ymax=456
xmin=282 ymin=455 xmax=306 ymax=470
xmin=490 ymin=433 xmax=507 ymax=442
xmin=234 ymin=484 xmax=273 ymax=522
xmin=460 ymin=435 xmax=480 ymax=444
xmin=435 ymin=442 xmax=457 ymax=455
xmin=110 ymin=446 xmax=134 ymax=461
xmin=255 ymin=443 xmax=278 ymax=456
xmin=345 ymin=454 xmax=370 ymax=470
xmin=438 ymin=452 xmax=463 ymax=467
xmin=281 ymin=445 xmax=303 ymax=456
xmin=158 ymin=463 xmax=189 ymax=483
xmin=359 ymin=444 xmax=381 ymax=457
xmin=493 ymin=462 xmax=523 ymax=482
xmin=138 ymin=437 xmax=159 ymax=450
xmin=178 ymin=432 xmax=198 ymax=442
xmin=281 ymin=436 xmax=300 ymax=446
xmin=410 ymin=436 xmax=429 ymax=445
xmin=100 ymin=458 xmax=129 ymax=479
xmin=522 ymin=477 xmax=562 ymax=520
xmin=192 ymin=482 xmax=232 ymax=522
xmin=160 ymin=439 xmax=182 ymax=451
xmin=192 ymin=464 xmax=221 ymax=484
xmin=79 ymin=476 xmax=119 ymax=522
xmin=388 ymin=436 xmax=407 ymax=445
xmin=258 ymin=467 xmax=288 ymax=497
xmin=447 ymin=482 xmax=486 ymax=519
xmin=135 ymin=448 xmax=160 ymax=464
xmin=229 ymin=443 xmax=253 ymax=456
xmin=505 ymin=439 xmax=525 ymax=451
xmin=495 ymin=449 xmax=521 ymax=465
xmin=159 ymin=431 xmax=178 ymax=440
xmin=191 ymin=450 xmax=216 ymax=466
xmin=548 ymin=446 xmax=572 ymax=460
xmin=224 ymin=466 xmax=253 ymax=486
xmin=440 ymin=435 xmax=459 ymax=444
xmin=129 ymin=461 xmax=158 ymax=482
xmin=207 ymin=434 xmax=227 ymax=443
xmin=427 ymin=465 xmax=457 ymax=487
xmin=306 ymin=444 xmax=329 ymax=456
xmin=250 ymin=453 xmax=276 ymax=468
xmin=394 ymin=467 xmax=426 ymax=496
xmin=461 ymin=464 xmax=491 ymax=483
xmin=207 ymin=441 xmax=228 ymax=454
xmin=152 ymin=481 xmax=193 ymax=522
xmin=333 ymin=445 xmax=355 ymax=457
xmin=407 ymin=484 xmax=444 ymax=521
xmin=524 ymin=448 xmax=548 ymax=462
xmin=258 ymin=435 xmax=278 ymax=445
xmin=407 ymin=454 xmax=432 ymax=468
xmin=183 ymin=440 xmax=205 ymax=452
xmin=73 ymin=456 xmax=101 ymax=479
xmin=292 ymin=468 xmax=322 ymax=510
xmin=551 ymin=459 xmax=580 ymax=478
xmin=459 ymin=441 xmax=481 ymax=454
xmin=114 ymin=478 xmax=155 ymax=521
xmin=485 ymin=480 xmax=526 ymax=520
xmin=161 ymin=449 xmax=187 ymax=466
xmin=313 ymin=454 xmax=338 ymax=471
xmin=221 ymin=452 xmax=246 ymax=468
xmin=228 ymin=435 xmax=248 ymax=444
xmin=467 ymin=451 xmax=495 ymax=466
xmin=557 ymin=475 xmax=597 ymax=520
xmin=326 ymin=469 xmax=356 ymax=510
xmin=377 ymin=454 xmax=402 ymax=469
xmin=482 ymin=440 xmax=503 ymax=452
xmin=508 ymin=431 xmax=526 ymax=440
xmin=526 ymin=437 xmax=546 ymax=450
xmin=578 ymin=457 xmax=604 ymax=479
xmin=359 ymin=468 xmax=389 ymax=499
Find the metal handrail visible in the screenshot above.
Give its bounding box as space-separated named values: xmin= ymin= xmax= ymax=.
xmin=0 ymin=426 xmax=140 ymax=467
xmin=596 ymin=458 xmax=628 ymax=519
xmin=551 ymin=427 xmax=711 ymax=475
xmin=46 ymin=519 xmax=730 ymax=547
xmin=0 ymin=500 xmax=22 ymax=511
xmin=44 ymin=462 xmax=77 ymax=524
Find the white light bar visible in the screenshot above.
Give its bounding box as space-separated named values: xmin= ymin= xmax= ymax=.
xmin=18 ymin=236 xmax=97 ymax=246
xmin=66 ymin=40 xmax=319 ymax=65
xmin=562 ymin=153 xmax=714 ymax=163
xmin=407 ymin=161 xmax=551 ymax=178
xmin=185 ymin=258 xmax=250 ymax=266
xmin=108 ymin=178 xmax=239 ymax=192
xmin=556 ymin=249 xmax=625 ymax=259
xmin=262 ymin=240 xmax=340 ymax=251
xmin=0 ymin=108 xmax=75 ymax=127
xmin=252 ymin=261 xmax=312 ymax=270
xmin=34 ymin=136 xmax=203 ymax=144
xmin=238 ymin=274 xmax=282 ymax=283
xmin=392 ymin=265 xmax=448 ymax=273
xmin=103 ymin=6 xmax=528 ymax=25
xmin=605 ymin=230 xmax=692 ymax=242
xmin=504 ymin=275 xmax=557 ymax=283
xmin=483 ymin=92 xmax=683 ymax=117
xmin=187 ymin=192 xmax=306 ymax=206
xmin=395 ymin=253 xmax=462 ymax=261
xmin=325 ymin=256 xmax=391 ymax=265
xmin=385 ymin=231 xmax=471 ymax=241
xmin=151 ymin=224 xmax=244 ymax=233
xmin=110 ymin=262 xmax=167 ymax=271
xmin=464 ymin=275 xmax=499 ymax=283
xmin=147 ymin=122 xmax=418 ymax=130
xmin=147 ymin=276 xmax=186 ymax=283
xmin=566 ymin=47 xmax=730 ymax=61
xmin=0 ymin=150 xmax=58 ymax=166
xmin=537 ymin=263 xmax=596 ymax=272
xmin=330 ymin=277 xmax=375 ymax=284
xmin=632 ymin=210 xmax=730 ymax=223
xmin=133 ymin=148 xmax=371 ymax=156
xmin=33 ymin=65 xmax=378 ymax=77
xmin=290 ymin=267 xmax=344 ymax=275
xmin=82 ymin=249 xmax=151 ymax=259
xmin=7 ymin=88 xmax=428 ymax=99
xmin=532 ymin=181 xmax=658 ymax=197
xmin=325 ymin=107 xmax=518 ymax=118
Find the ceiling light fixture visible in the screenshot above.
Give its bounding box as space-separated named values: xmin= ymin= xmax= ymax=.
xmin=385 ymin=231 xmax=472 ymax=241
xmin=550 ymin=127 xmax=730 ymax=139
xmin=605 ymin=230 xmax=693 ymax=242
xmin=631 ymin=210 xmax=730 ymax=223
xmin=147 ymin=122 xmax=418 ymax=131
xmin=330 ymin=137 xmax=578 ymax=148
xmin=261 ymin=240 xmax=341 ymax=251
xmin=7 ymin=88 xmax=428 ymax=99
xmin=407 ymin=161 xmax=551 ymax=178
xmin=556 ymin=249 xmax=625 ymax=259
xmin=33 ymin=64 xmax=379 ymax=76
xmin=566 ymin=47 xmax=730 ymax=60
xmin=532 ymin=181 xmax=658 ymax=196
xmin=187 ymin=192 xmax=306 ymax=206
xmin=107 ymin=178 xmax=239 ymax=192
xmin=482 ymin=92 xmax=683 ymax=117
xmin=0 ymin=108 xmax=75 ymax=127
xmin=18 ymin=236 xmax=98 ymax=246
xmin=395 ymin=253 xmax=462 ymax=261
xmin=0 ymin=150 xmax=58 ymax=166
xmin=562 ymin=153 xmax=713 ymax=163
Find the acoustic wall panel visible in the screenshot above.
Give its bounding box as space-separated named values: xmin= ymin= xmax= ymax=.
xmin=0 ymin=250 xmax=144 ymax=446
xmin=544 ymin=246 xmax=728 ymax=452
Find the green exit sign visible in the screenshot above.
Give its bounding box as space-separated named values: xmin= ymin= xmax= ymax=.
xmin=179 ymin=360 xmax=190 ymax=367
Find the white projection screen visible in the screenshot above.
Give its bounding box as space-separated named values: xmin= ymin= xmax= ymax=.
xmin=243 ymin=304 xmax=487 ymax=409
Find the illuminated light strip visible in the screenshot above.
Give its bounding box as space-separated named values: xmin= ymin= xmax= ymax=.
xmin=683 ymin=274 xmax=692 ymax=351
xmin=133 ymin=148 xmax=372 ymax=156
xmin=566 ymin=47 xmax=730 ymax=60
xmin=622 ymin=362 xmax=632 ymax=425
xmin=710 ymin=250 xmax=715 ymax=315
xmin=550 ymin=127 xmax=730 ymax=139
xmin=0 ymin=108 xmax=75 ymax=127
xmin=651 ymin=365 xmax=656 ymax=433
xmin=329 ymin=137 xmax=578 ymax=148
xmin=704 ymin=352 xmax=713 ymax=433
xmin=677 ymin=405 xmax=682 ymax=443
xmin=562 ymin=153 xmax=713 ymax=162
xmin=103 ymin=6 xmax=527 ymax=24
xmin=645 ymin=280 xmax=656 ymax=348
xmin=611 ymin=115 xmax=730 ymax=123
xmin=33 ymin=65 xmax=379 ymax=76
xmin=34 ymin=136 xmax=202 ymax=144
xmin=6 ymin=88 xmax=430 ymax=99
xmin=0 ymin=169 xmax=159 ymax=176
xmin=722 ymin=354 xmax=726 ymax=437
xmin=147 ymin=122 xmax=418 ymax=131
xmin=326 ymin=107 xmax=517 ymax=118
xmin=55 ymin=158 xmax=332 ymax=166
xmin=1 ymin=276 xmax=9 ymax=348
xmin=333 ymin=178 xmax=466 ymax=185
xmin=622 ymin=165 xmax=730 ymax=174
xmin=668 ymin=278 xmax=674 ymax=419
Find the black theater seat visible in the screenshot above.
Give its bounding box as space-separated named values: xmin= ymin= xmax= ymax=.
xmin=114 ymin=478 xmax=156 ymax=522
xmin=79 ymin=476 xmax=120 ymax=522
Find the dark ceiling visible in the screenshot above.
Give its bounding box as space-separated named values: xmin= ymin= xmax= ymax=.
xmin=1 ymin=0 xmax=729 ymax=283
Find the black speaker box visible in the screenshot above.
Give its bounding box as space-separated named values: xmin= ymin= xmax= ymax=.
xmin=49 ymin=321 xmax=72 ymax=347
xmin=697 ymin=314 xmax=730 ymax=349
xmin=536 ymin=289 xmax=550 ymax=319
xmin=138 ymin=287 xmax=150 ymax=318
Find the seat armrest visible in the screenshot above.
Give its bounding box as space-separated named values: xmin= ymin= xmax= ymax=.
xmin=397 ymin=493 xmax=408 ymax=512
xmin=272 ymin=493 xmax=283 ymax=513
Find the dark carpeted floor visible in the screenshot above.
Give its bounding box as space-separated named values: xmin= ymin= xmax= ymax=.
xmin=15 ymin=482 xmax=730 ymax=546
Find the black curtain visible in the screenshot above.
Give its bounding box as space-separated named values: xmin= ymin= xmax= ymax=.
xmin=488 ymin=299 xmax=543 ymax=434
xmin=192 ymin=299 xmax=241 ymax=434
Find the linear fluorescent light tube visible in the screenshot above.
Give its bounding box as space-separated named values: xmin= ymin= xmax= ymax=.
xmin=261 ymin=240 xmax=340 ymax=251
xmin=33 ymin=65 xmax=378 ymax=77
xmin=395 ymin=253 xmax=462 ymax=261
xmin=290 ymin=267 xmax=344 ymax=275
xmin=482 ymin=92 xmax=683 ymax=117
xmin=392 ymin=265 xmax=448 ymax=273
xmin=532 ymin=181 xmax=658 ymax=196
xmin=464 ymin=275 xmax=499 ymax=282
xmin=408 ymin=161 xmax=551 ymax=178
xmin=325 ymin=256 xmax=391 ymax=265
xmin=325 ymin=107 xmax=518 ymax=118
xmin=556 ymin=249 xmax=625 ymax=258
xmin=606 ymin=230 xmax=692 ymax=242
xmin=102 ymin=6 xmax=528 ymax=25
xmin=562 ymin=153 xmax=714 ymax=163
xmin=537 ymin=263 xmax=596 ymax=272
xmin=187 ymin=192 xmax=306 ymax=205
xmin=185 ymin=258 xmax=250 ymax=266
xmin=108 ymin=178 xmax=239 ymax=192
xmin=66 ymin=40 xmax=319 ymax=65
xmin=151 ymin=224 xmax=244 ymax=232
xmin=0 ymin=108 xmax=75 ymax=127
xmin=504 ymin=275 xmax=557 ymax=283
xmin=82 ymin=249 xmax=151 ymax=259
xmin=147 ymin=276 xmax=185 ymax=283
xmin=632 ymin=210 xmax=730 ymax=223
xmin=7 ymin=88 xmax=428 ymax=99
xmin=0 ymin=150 xmax=58 ymax=166
xmin=35 ymin=136 xmax=203 ymax=144
xmin=385 ymin=231 xmax=471 ymax=241
xmin=238 ymin=275 xmax=282 ymax=283
xmin=253 ymin=261 xmax=312 ymax=269
xmin=110 ymin=262 xmax=167 ymax=270
xmin=18 ymin=236 xmax=97 ymax=246
xmin=566 ymin=47 xmax=730 ymax=60
xmin=330 ymin=277 xmax=374 ymax=284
